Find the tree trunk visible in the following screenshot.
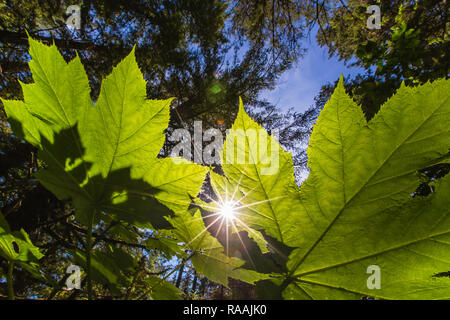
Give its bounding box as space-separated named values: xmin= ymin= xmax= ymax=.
xmin=191 ymin=270 xmax=198 ymax=293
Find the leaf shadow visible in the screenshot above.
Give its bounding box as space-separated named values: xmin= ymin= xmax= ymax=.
xmin=8 ymin=117 xmax=173 ymax=229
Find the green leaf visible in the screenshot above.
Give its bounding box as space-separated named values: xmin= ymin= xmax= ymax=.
xmin=214 ymin=78 xmax=450 ymax=299
xmin=207 ymin=170 xmax=270 ymax=254
xmin=285 ymin=174 xmax=450 ymax=299
xmin=146 ymin=276 xmax=183 ymax=300
xmin=283 ymin=78 xmax=450 ymax=299
xmin=167 ymin=210 xmax=268 ymax=286
xmin=219 ymin=98 xmax=297 ymax=243
xmin=0 ymin=211 xmax=43 ymax=278
xmin=71 ymin=248 xmax=133 ymax=295
xmin=145 ymin=231 xmax=184 ymax=259
xmin=2 ymin=37 xmax=207 ymax=228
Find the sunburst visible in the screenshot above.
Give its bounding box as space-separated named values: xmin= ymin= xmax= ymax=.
xmin=176 ymin=170 xmax=289 ymax=272
xmin=218 ymin=200 xmax=238 ymax=221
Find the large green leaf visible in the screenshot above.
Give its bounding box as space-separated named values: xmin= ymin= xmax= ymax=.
xmin=284 ymin=78 xmax=450 ymax=299
xmin=2 ymin=37 xmax=207 ymax=228
xmin=219 ymin=98 xmax=297 ymax=243
xmin=71 ymin=247 xmax=134 ymax=295
xmin=213 ymin=78 xmax=450 ymax=299
xmin=285 ymin=174 xmax=450 ymax=299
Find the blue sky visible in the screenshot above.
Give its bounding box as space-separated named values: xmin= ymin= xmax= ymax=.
xmin=260 ymin=29 xmax=365 ymax=113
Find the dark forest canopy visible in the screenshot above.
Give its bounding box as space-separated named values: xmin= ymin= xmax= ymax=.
xmin=315 ymin=0 xmax=448 ymax=118
xmin=0 ymin=0 xmax=310 ymax=126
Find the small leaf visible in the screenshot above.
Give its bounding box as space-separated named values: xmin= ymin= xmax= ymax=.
xmin=146 ymin=276 xmax=183 ymax=300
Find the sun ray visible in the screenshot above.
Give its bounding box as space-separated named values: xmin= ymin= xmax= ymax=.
xmin=184 ymin=213 xmax=224 ymax=248
xmin=230 ymin=215 xmax=288 ymax=260
xmin=196 ymin=171 xmax=291 ymax=265
xmin=235 ymin=195 xmax=286 ymax=209
xmin=183 ymin=211 xmax=222 ymax=224
xmin=214 ymin=214 xmax=226 ymax=239
xmin=229 ymin=218 xmax=257 ymax=269
xmin=226 ymin=214 xmax=229 ymax=256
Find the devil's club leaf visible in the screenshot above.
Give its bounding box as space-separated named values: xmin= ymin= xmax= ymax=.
xmin=283 ymin=78 xmax=450 ymax=299
xmin=213 ymin=77 xmax=450 ymax=299
xmin=219 ymin=98 xmax=297 ymax=243
xmin=2 ymin=37 xmax=207 ymax=228
xmin=285 ymin=174 xmax=450 ymax=299
xmin=3 ymin=35 xmax=449 ymax=299
xmin=146 ymin=276 xmax=183 ymax=300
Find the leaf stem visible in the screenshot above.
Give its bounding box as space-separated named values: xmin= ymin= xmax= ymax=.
xmin=86 ymin=211 xmax=95 ymax=300
xmin=7 ymin=261 xmax=15 ymax=300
